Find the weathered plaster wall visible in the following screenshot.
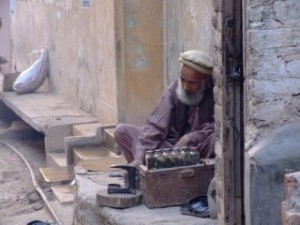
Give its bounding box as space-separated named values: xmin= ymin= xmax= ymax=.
xmin=116 ymin=0 xmax=163 ymax=125
xmin=10 ymin=0 xmax=164 ymax=126
xmin=164 ymin=0 xmax=224 ymax=223
xmin=10 ymin=0 xmax=118 ymax=124
xmin=163 ymin=0 xmax=216 ymax=85
xmin=0 ymin=0 xmax=11 ymax=72
xmin=245 ymin=0 xmax=300 ymax=150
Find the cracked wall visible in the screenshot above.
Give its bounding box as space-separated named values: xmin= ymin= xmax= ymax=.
xmin=10 ymin=0 xmax=118 ymax=124
xmin=244 ymin=0 xmax=300 ymax=150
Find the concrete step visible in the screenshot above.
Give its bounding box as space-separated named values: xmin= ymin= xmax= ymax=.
xmin=51 ymin=185 xmax=76 ymax=204
xmin=77 ymin=158 xmax=126 ymax=172
xmin=72 ymin=122 xmax=101 ymax=136
xmin=47 ymin=152 xmax=67 ymax=167
xmin=39 ymin=166 xmax=74 ymax=183
xmin=73 ymin=144 xmax=126 ymax=172
xmin=73 ymin=145 xmax=116 ymax=162
xmin=103 ymin=128 xmax=120 ymax=155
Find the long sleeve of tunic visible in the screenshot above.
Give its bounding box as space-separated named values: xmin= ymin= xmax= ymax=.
xmin=134 ymin=79 xmax=215 ymax=161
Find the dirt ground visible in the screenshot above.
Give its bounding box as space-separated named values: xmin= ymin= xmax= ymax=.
xmin=0 ymin=120 xmax=55 ymax=225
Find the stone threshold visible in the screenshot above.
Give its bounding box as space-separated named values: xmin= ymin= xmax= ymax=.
xmin=74 ymin=171 xmax=218 ymax=225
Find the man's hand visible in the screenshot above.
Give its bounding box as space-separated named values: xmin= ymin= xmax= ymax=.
xmin=175 ymin=135 xmax=190 ymax=147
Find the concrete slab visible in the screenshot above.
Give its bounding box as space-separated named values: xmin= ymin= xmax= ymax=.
xmin=74 ymin=172 xmax=218 ymax=225
xmin=73 ymin=145 xmax=116 ymax=160
xmin=104 ymin=128 xmax=119 ymax=154
xmin=77 ymin=158 xmax=126 ymax=172
xmin=0 ymin=91 xmax=98 ymax=133
xmin=47 ymin=152 xmax=67 ymax=167
xmin=72 ymin=123 xmax=102 ymax=136
xmin=39 ymin=166 xmax=74 ymax=183
xmin=52 ymin=185 xmax=76 ymax=204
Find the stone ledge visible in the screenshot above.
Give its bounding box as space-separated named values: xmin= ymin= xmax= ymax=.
xmin=0 ymin=91 xmax=98 ymax=133
xmin=74 ymin=171 xmax=218 ymax=225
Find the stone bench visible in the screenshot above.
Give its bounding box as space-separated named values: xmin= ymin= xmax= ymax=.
xmin=0 ymin=73 xmax=98 ymax=153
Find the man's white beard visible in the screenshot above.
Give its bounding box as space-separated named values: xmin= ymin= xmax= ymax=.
xmin=176 ymin=80 xmax=206 ymax=105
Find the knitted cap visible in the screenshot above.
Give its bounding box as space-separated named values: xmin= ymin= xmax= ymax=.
xmin=178 ymin=50 xmax=214 ymax=75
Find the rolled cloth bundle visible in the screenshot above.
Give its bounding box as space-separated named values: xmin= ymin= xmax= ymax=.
xmin=13 ymin=48 xmax=48 ymax=94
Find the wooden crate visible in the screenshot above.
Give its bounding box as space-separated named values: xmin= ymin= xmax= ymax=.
xmin=138 ymin=161 xmax=215 ymax=208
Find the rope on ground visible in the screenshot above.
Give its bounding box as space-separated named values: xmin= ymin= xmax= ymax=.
xmin=0 ymin=138 xmax=62 ymax=225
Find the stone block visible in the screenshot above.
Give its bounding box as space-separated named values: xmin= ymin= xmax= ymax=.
xmin=247 ymin=54 xmax=286 ymax=79
xmin=45 ymin=125 xmax=72 ymax=154
xmin=245 ymin=123 xmax=300 ymax=225
xmin=274 ymin=0 xmax=300 ymax=27
xmin=248 ymin=28 xmax=300 ymax=56
xmin=252 ymin=79 xmax=300 ymax=102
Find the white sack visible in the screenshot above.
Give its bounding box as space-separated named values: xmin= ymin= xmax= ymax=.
xmin=13 ymin=48 xmax=48 ymax=94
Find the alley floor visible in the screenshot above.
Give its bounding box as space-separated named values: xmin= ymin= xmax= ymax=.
xmin=0 ymin=121 xmax=55 ymax=224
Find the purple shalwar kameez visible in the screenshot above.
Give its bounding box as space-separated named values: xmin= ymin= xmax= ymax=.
xmin=114 ymin=79 xmax=215 ymax=163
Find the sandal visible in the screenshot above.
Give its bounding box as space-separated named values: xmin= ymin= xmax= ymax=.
xmin=180 ymin=196 xmax=210 ymax=218
xmin=27 ymin=221 xmax=56 ymax=225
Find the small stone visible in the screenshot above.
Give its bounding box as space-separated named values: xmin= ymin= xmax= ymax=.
xmin=28 ymin=192 xmax=40 ymax=203
xmin=33 ymin=201 xmax=44 ymax=211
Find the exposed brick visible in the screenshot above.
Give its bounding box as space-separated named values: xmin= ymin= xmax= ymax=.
xmin=284 ymin=173 xmax=300 ymax=199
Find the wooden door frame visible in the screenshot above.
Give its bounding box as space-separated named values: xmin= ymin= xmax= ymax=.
xmin=220 ymin=0 xmax=244 ymax=224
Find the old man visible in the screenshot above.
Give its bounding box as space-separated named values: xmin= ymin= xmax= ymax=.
xmin=114 ymin=50 xmax=215 ymax=167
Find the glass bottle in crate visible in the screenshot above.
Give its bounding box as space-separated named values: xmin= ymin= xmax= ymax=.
xmin=172 ymin=147 xmax=183 ymax=167
xmin=154 ymin=149 xmax=164 ymax=169
xmin=163 ymin=148 xmax=174 ymax=168
xmin=181 ymin=146 xmax=192 ymax=166
xmin=145 ymin=150 xmax=155 ymax=170
xmin=190 ymin=147 xmax=200 ymax=165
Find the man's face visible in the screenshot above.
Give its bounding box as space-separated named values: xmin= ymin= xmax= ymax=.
xmin=180 ymin=64 xmax=209 ymax=95
xmin=176 ymin=64 xmax=210 ymax=105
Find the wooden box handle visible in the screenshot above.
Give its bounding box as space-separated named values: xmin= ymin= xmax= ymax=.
xmin=181 ymin=169 xmax=195 ymax=178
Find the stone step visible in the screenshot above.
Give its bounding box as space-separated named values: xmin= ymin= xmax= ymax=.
xmin=72 ymin=122 xmax=101 ymax=136
xmin=39 ymin=166 xmax=74 ymax=183
xmin=104 ymin=128 xmax=119 ymax=155
xmin=51 ymin=185 xmax=76 ymax=204
xmin=73 ymin=145 xmax=117 ymax=162
xmin=77 ymin=158 xmax=126 ymax=172
xmin=47 ymin=152 xmax=67 ymax=167
xmin=73 ymin=144 xmax=125 ymax=172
